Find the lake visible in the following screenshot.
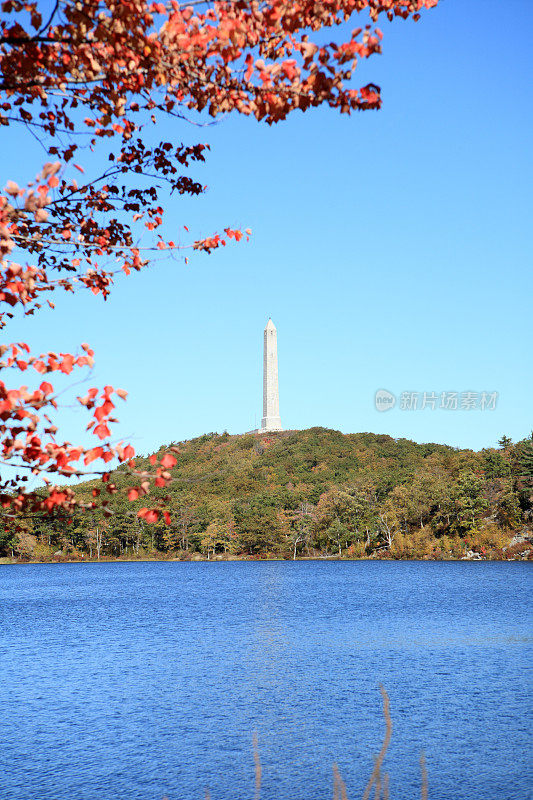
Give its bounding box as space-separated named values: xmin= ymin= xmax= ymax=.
xmin=0 ymin=561 xmax=531 ymax=800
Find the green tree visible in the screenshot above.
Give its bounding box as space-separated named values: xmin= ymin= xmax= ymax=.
xmin=512 ymin=434 xmax=533 ymax=519
xmin=0 ymin=527 xmax=18 ymax=558
xmin=286 ymin=501 xmax=316 ymax=559
xmin=482 ymin=449 xmax=511 ymax=479
xmin=515 ymin=434 xmax=533 ymax=479
xmin=496 ymin=488 xmax=522 ymax=529
xmin=233 ymin=499 xmax=281 ymax=555
xmin=326 ymin=518 xmax=350 ymax=558
xmin=450 ymin=473 xmax=488 ymax=536
xmin=200 ymin=522 xmax=224 ymax=560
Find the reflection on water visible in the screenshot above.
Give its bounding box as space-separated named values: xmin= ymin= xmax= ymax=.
xmin=0 ymin=560 xmax=531 ymax=800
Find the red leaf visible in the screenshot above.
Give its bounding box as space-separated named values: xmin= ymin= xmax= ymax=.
xmin=60 ymin=354 xmax=74 ymax=374
xmin=123 ymin=445 xmax=135 ymax=460
xmin=84 ymin=446 xmax=103 ymax=466
xmin=93 ymin=422 xmax=111 ymax=440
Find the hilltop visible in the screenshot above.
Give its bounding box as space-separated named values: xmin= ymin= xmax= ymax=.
xmin=4 ymin=428 xmax=533 ymax=562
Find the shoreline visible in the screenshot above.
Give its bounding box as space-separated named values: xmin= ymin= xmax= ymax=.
xmin=1 ymin=553 xmax=530 ymax=566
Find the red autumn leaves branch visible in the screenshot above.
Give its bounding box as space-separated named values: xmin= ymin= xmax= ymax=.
xmin=0 ymin=340 xmax=183 ymax=526
xmin=1 ymin=0 xmax=438 ymax=138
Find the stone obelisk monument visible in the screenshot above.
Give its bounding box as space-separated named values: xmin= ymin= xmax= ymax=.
xmin=261 ymin=318 xmax=283 ymax=432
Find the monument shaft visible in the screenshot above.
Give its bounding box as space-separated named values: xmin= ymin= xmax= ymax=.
xmin=261 ymin=318 xmax=282 ymax=432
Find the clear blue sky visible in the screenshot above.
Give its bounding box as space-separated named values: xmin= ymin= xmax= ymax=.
xmin=4 ymin=0 xmax=532 ymax=462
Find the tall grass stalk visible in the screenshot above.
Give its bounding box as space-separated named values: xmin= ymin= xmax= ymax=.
xmin=420 ymin=752 xmax=428 ymax=800
xmin=361 ymin=685 xmax=392 ymax=800
xmin=200 ymin=686 xmax=428 ymax=799
xmin=253 ymin=731 xmax=261 ymax=800
xmin=333 ymin=763 xmax=348 ymax=800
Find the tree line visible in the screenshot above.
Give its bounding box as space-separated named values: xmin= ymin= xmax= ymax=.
xmin=3 ymin=428 xmax=532 ymax=561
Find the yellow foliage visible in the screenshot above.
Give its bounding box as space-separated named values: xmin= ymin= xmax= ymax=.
xmin=345 ymin=541 xmax=366 ymax=558
xmin=390 ymin=526 xmax=435 ymax=559
xmin=435 ymin=535 xmax=464 ymax=558
xmin=468 ymin=524 xmax=511 ymax=553
xmin=32 ymin=541 xmax=55 ymax=562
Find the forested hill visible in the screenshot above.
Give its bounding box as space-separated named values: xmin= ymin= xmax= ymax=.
xmin=6 ymin=428 xmax=533 ymax=561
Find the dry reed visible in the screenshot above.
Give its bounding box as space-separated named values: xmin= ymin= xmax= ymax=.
xmin=252 ymin=730 xmax=261 ymax=800
xmin=200 ymin=686 xmax=429 ymax=800
xmin=420 ymin=752 xmax=428 ymax=800
xmin=382 ymin=772 xmax=390 ymax=800
xmin=362 ymin=684 xmax=392 ymax=800
xmin=373 ymin=757 xmax=381 ymax=800
xmin=333 ymin=763 xmax=348 ymax=800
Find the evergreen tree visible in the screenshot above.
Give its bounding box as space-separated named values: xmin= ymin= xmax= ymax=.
xmin=516 ymin=434 xmax=533 ymax=479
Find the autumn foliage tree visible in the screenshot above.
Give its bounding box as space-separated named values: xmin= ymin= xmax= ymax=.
xmin=0 ymin=0 xmax=439 ymax=530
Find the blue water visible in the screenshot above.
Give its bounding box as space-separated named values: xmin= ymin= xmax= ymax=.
xmin=0 ymin=561 xmax=531 ymax=800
